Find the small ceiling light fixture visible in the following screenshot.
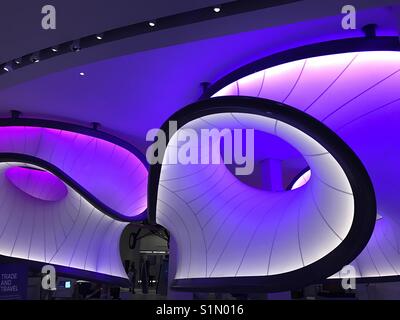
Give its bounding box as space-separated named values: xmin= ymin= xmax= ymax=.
xmin=92 ymin=122 xmax=101 ymax=130
xmin=70 ymin=39 xmax=81 ymax=52
xmin=96 ymin=33 xmax=103 ymax=40
xmin=3 ymin=63 xmax=12 ymax=72
xmin=213 ymin=6 xmax=221 ymax=13
xmin=79 ymin=72 xmax=85 ymax=76
xmin=51 ymin=46 xmax=59 ymax=52
xmin=148 ymin=21 xmax=156 ymax=27
xmin=30 ymin=52 xmax=40 ymax=63
xmin=14 ymin=58 xmax=22 ymax=65
xmin=362 ymin=24 xmax=377 ymax=39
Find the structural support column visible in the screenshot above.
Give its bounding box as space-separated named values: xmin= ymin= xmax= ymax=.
xmin=261 ymin=159 xmax=283 ymax=191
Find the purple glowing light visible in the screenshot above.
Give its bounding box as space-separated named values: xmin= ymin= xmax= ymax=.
xmin=0 ymin=123 xmax=147 ymax=281
xmin=6 ymin=166 xmax=68 ymax=202
xmin=0 ymin=126 xmax=148 ymax=218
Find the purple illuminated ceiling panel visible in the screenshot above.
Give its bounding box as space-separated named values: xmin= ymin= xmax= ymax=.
xmin=0 ymin=126 xmax=147 ymax=219
xmin=0 ymin=121 xmax=148 ymax=282
xmin=6 ymin=166 xmax=68 ymax=202
xmin=214 ymin=51 xmax=400 ymax=130
xmin=0 ymin=162 xmax=129 ymax=281
xmin=213 ymin=49 xmax=400 ymax=280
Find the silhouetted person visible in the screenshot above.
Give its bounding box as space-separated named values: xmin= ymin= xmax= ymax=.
xmin=128 ymin=263 xmax=137 ymax=294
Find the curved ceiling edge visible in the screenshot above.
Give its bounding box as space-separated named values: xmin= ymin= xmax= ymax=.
xmin=0 ymin=117 xmax=147 ymax=166
xmin=200 ymin=37 xmax=400 ymax=282
xmin=0 ymin=155 xmax=144 ymax=222
xmin=200 ymin=36 xmax=400 ymax=100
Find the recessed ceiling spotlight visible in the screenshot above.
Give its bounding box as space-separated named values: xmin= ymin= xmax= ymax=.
xmin=51 ymin=46 xmax=59 ymax=52
xmin=96 ymin=33 xmax=103 ymax=40
xmin=14 ymin=58 xmax=22 ymax=65
xmin=3 ymin=63 xmax=12 ymax=72
xmin=213 ymin=7 xmax=221 ymax=13
xmin=70 ymin=40 xmax=81 ymax=52
xmin=30 ymin=52 xmax=40 ymax=63
xmin=148 ymin=21 xmax=156 ymax=27
xmin=79 ymin=72 xmax=85 ymax=76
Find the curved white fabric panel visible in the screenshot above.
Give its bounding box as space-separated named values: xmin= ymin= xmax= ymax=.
xmin=213 ymin=50 xmax=400 ymax=280
xmin=156 ymin=113 xmax=354 ymax=280
xmin=293 ymin=169 xmax=400 ymax=279
xmin=0 ymin=162 xmax=128 ymax=280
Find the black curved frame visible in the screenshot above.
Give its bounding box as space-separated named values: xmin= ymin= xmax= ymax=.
xmin=0 ymin=117 xmax=148 ymax=222
xmin=148 ymin=96 xmax=376 ymax=293
xmin=200 ymin=36 xmax=400 ymax=99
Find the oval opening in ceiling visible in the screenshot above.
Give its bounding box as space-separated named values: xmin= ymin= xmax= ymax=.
xmin=5 ymin=166 xmax=68 ymax=202
xmin=222 ymin=129 xmax=308 ymax=191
